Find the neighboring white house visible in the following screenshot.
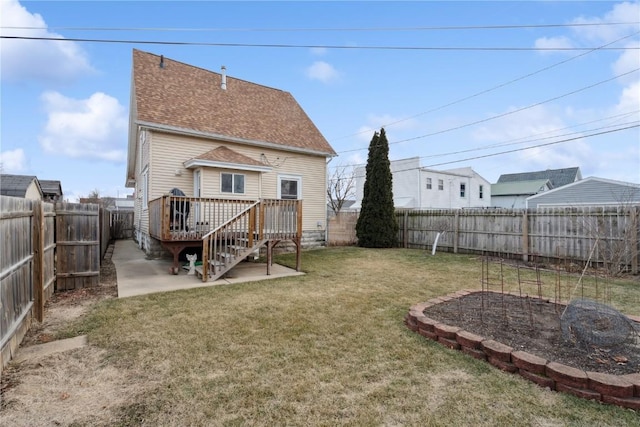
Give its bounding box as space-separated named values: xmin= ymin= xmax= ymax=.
xmin=353 ymin=157 xmax=491 ymax=209
xmin=526 ymin=177 xmax=640 ymax=208
xmin=491 ymin=179 xmax=552 ymax=209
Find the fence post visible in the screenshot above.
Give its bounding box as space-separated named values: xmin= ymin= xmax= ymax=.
xmin=453 ymin=210 xmax=460 ymax=254
xmin=403 ymin=210 xmax=408 ymax=248
xmin=632 ymin=206 xmax=639 ymax=274
xmin=32 ymin=200 xmax=45 ymax=322
xmin=522 ymin=210 xmax=529 ymax=263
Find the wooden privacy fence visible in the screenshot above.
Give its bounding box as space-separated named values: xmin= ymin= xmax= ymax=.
xmin=396 ymin=206 xmax=640 ymax=273
xmin=1 ymin=197 xmax=56 ymax=369
xmin=1 ymin=197 xmax=121 ymax=370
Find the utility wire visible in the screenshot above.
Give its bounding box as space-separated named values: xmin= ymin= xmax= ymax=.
xmin=331 ymin=111 xmax=640 ymax=173
xmin=4 ymin=22 xmax=638 ymax=32
xmin=337 ymin=67 xmax=640 ymax=154
xmin=329 ymin=124 xmax=639 ymax=181
xmin=330 ymin=30 xmax=640 ymax=142
xmin=2 ymin=35 xmax=639 ymax=51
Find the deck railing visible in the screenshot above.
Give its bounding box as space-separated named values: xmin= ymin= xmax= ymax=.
xmin=148 ymin=196 xmax=257 ymax=241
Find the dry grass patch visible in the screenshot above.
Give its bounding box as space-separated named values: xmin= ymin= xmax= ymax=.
xmin=3 ymin=247 xmax=639 ymax=425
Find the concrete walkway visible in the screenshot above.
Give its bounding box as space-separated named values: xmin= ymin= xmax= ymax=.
xmin=114 ymin=239 xmax=304 ymax=298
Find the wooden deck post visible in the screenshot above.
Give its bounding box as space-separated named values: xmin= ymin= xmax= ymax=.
xmin=296 ymin=200 xmax=302 ymax=272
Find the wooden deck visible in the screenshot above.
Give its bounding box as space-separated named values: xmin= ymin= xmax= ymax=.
xmin=148 ymin=196 xmax=302 ymax=279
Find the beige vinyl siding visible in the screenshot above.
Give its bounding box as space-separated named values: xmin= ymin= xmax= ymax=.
xmin=149 ymin=130 xmax=329 ymax=232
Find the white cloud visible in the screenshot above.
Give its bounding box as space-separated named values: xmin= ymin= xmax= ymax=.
xmin=38 ymin=91 xmax=128 ymax=162
xmin=310 ymin=47 xmax=327 ymax=56
xmin=305 ymin=61 xmax=340 ymax=84
xmin=570 ymin=2 xmax=640 ymax=44
xmin=0 ymin=0 xmax=94 ymax=83
xmin=534 ymin=36 xmax=574 ymax=52
xmin=612 ymin=40 xmax=640 ymax=85
xmin=614 ymin=80 xmax=640 ymax=114
xmin=0 ymin=148 xmax=28 ymax=172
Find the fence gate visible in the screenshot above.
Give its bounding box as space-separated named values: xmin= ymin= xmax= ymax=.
xmin=55 ymin=202 xmax=100 ymax=290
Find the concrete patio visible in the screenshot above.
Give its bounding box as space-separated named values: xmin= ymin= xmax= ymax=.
xmin=113 ymin=239 xmax=304 ymax=298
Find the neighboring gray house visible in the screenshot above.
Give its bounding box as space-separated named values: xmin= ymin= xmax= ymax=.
xmin=353 ymin=157 xmax=491 ymax=210
xmin=491 ymin=179 xmax=552 ymax=209
xmin=0 ymin=174 xmax=43 ymax=200
xmin=526 ymin=177 xmax=640 ymax=208
xmin=492 ymin=167 xmax=582 ymax=209
xmin=498 ymin=167 xmax=582 ymax=188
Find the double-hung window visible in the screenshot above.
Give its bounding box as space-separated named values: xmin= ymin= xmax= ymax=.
xmin=426 ymin=178 xmax=432 ymax=190
xmin=221 ymin=173 xmax=245 ymax=194
xmin=460 ymin=183 xmax=466 ymax=198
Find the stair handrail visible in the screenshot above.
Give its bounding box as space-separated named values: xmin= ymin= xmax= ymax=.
xmin=201 ymin=200 xmax=260 ymax=241
xmin=201 ymin=200 xmax=260 ymax=281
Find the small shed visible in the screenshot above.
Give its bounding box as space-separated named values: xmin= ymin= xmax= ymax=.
xmin=0 ymin=174 xmax=43 ymax=200
xmin=39 ymin=179 xmax=63 ymax=202
xmin=526 ymin=177 xmax=640 ymax=208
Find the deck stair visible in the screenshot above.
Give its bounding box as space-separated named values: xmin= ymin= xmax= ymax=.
xmin=199 ymin=201 xmax=266 ymax=282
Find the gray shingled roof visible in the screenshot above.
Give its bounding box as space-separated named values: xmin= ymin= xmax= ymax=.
xmin=39 ymin=179 xmax=63 ymax=196
xmin=0 ymin=174 xmax=40 ymax=197
xmin=497 ymin=167 xmax=581 ymax=188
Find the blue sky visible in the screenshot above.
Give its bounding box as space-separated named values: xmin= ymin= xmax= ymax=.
xmin=1 ymin=0 xmax=639 ymax=202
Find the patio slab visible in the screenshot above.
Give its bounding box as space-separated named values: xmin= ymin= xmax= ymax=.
xmin=114 ymin=239 xmax=304 ymax=298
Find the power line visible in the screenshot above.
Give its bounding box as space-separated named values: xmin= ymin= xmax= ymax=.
xmin=329 ymin=30 xmax=640 ymax=142
xmin=337 ymin=67 xmax=640 ymax=154
xmin=329 ymin=124 xmax=639 ymax=182
xmin=2 ymin=35 xmax=639 ymax=51
xmin=332 ymin=111 xmax=640 ymax=171
xmin=4 ymin=22 xmax=639 ymax=32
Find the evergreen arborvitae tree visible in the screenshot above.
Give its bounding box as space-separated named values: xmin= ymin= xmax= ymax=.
xmin=356 ymin=128 xmax=398 ymax=247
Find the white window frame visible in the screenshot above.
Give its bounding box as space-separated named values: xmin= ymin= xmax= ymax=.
xmin=426 ymin=177 xmax=432 ymax=190
xmin=221 ymin=172 xmax=245 ymax=194
xmin=277 ymin=174 xmax=302 ymax=200
xmin=438 ymin=179 xmax=444 ymax=191
xmin=460 ymin=183 xmax=466 ymax=198
xmin=479 ymin=184 xmax=484 ymax=199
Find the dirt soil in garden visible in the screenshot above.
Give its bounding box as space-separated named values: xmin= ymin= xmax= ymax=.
xmin=423 ymin=292 xmax=640 ymax=375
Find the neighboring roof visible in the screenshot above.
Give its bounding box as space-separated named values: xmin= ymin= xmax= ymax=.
xmin=497 ymin=167 xmax=581 ymax=188
xmin=0 ymin=174 xmax=41 ymax=198
xmin=184 ymin=146 xmax=272 ymax=172
xmin=491 ymin=179 xmax=551 ymax=196
xmin=527 ymin=176 xmax=640 ymax=205
xmin=131 ymin=49 xmax=336 ymax=157
xmin=39 ymin=179 xmax=63 ymax=196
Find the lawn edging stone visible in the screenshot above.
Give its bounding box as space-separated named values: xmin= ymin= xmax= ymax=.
xmin=406 ymin=289 xmax=640 ymax=412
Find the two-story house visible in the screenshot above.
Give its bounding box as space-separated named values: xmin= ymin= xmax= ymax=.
xmin=353 ymin=157 xmax=491 ymax=210
xmin=126 ymin=50 xmax=336 ymax=279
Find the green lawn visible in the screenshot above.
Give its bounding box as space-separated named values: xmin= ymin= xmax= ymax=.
xmin=67 ymin=247 xmax=640 ymax=426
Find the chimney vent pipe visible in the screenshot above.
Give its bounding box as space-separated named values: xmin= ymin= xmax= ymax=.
xmin=221 ymin=65 xmax=227 ymax=90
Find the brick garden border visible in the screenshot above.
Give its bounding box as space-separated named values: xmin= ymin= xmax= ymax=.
xmin=405 ymin=290 xmax=640 ymax=411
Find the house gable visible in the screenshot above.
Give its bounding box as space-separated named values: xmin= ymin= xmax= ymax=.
xmin=0 ymin=174 xmax=43 ymax=200
xmin=126 ymin=49 xmax=336 ymax=187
